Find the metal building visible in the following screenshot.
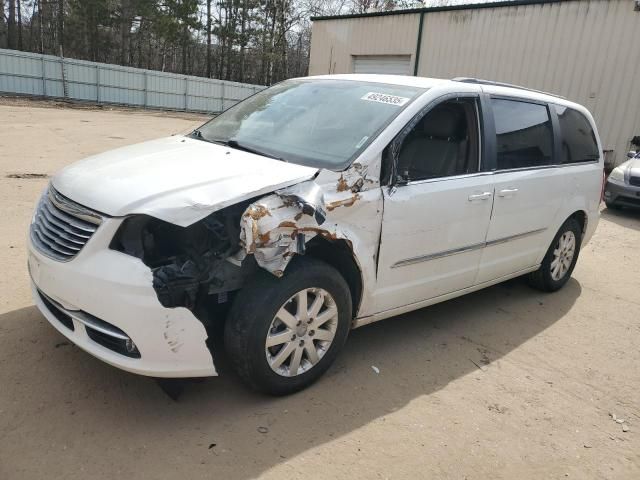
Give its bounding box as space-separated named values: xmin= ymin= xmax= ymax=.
xmin=309 ymin=0 xmax=640 ymax=167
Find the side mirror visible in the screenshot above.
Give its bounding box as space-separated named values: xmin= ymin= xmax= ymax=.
xmin=627 ymin=151 xmax=637 ymax=159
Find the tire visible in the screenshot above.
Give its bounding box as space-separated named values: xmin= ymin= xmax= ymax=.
xmin=224 ymin=257 xmax=352 ymax=395
xmin=528 ymin=218 xmax=582 ymax=292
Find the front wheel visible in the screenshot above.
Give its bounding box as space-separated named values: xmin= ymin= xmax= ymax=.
xmin=224 ymin=257 xmax=352 ymax=395
xmin=528 ymin=218 xmax=582 ymax=292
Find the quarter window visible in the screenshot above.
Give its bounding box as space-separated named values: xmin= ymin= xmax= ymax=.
xmin=491 ymin=98 xmax=553 ymax=170
xmin=554 ymin=105 xmax=599 ymax=163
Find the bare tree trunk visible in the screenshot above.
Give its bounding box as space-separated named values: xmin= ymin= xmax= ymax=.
xmin=260 ymin=1 xmax=269 ymax=84
xmin=224 ymin=2 xmax=236 ymax=80
xmin=40 ymin=2 xmax=44 ymax=52
xmin=217 ymin=3 xmax=226 ymax=79
xmin=57 ymin=0 xmax=64 ymax=55
xmin=161 ymin=40 xmax=167 ymax=72
xmin=27 ymin=0 xmax=36 ymax=51
xmin=239 ymin=0 xmax=247 ymax=82
xmin=0 ymin=0 xmax=6 ymax=49
xmin=17 ymin=0 xmax=23 ymax=50
xmin=182 ymin=24 xmax=188 ymax=74
xmin=136 ymin=17 xmax=144 ymax=68
xmin=7 ymin=0 xmax=16 ymax=49
xmin=267 ymin=2 xmax=277 ymax=84
xmin=278 ymin=0 xmax=287 ymax=82
xmin=206 ymin=0 xmax=212 ymax=78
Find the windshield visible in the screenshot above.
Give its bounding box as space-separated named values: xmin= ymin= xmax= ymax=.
xmin=195 ymin=79 xmax=425 ymax=170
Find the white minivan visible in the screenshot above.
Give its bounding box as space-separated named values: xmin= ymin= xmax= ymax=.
xmin=28 ymin=75 xmax=603 ymax=394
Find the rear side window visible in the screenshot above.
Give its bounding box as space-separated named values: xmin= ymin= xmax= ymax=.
xmin=554 ymin=105 xmax=600 ymax=163
xmin=491 ymin=98 xmax=553 ymax=170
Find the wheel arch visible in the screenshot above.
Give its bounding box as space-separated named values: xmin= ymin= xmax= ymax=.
xmin=303 ymin=236 xmax=363 ymax=320
xmin=567 ymin=210 xmax=588 ymax=238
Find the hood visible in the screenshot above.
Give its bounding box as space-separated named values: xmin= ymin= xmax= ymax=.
xmin=52 ymin=136 xmax=318 ymax=226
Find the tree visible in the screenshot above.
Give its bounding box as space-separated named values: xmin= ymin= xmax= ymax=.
xmin=206 ymin=0 xmax=212 ymax=77
xmin=16 ymin=0 xmax=22 ymax=49
xmin=7 ymin=0 xmax=16 ymax=49
xmin=1 ymin=0 xmax=424 ymax=85
xmin=57 ymin=0 xmax=63 ymax=54
xmin=0 ymin=0 xmax=6 ymax=48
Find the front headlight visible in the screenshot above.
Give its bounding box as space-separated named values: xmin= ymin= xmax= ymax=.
xmin=608 ymin=164 xmax=627 ymax=183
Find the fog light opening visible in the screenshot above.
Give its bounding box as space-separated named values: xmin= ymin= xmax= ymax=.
xmin=125 ymin=338 xmax=139 ymax=355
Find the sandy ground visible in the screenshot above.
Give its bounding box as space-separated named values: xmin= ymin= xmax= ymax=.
xmin=0 ymin=99 xmax=639 ymax=480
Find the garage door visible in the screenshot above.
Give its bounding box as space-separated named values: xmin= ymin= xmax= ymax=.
xmin=353 ymin=55 xmax=411 ymax=76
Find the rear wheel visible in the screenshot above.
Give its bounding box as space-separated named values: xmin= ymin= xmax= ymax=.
xmin=224 ymin=257 xmax=351 ymax=395
xmin=528 ymin=218 xmax=582 ymax=292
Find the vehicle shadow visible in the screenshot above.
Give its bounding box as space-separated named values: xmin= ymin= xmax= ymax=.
xmin=0 ymin=277 xmax=581 ymax=480
xmin=601 ymin=205 xmax=640 ymax=231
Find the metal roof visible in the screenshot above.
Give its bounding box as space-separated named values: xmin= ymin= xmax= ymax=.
xmin=311 ymin=0 xmax=578 ymax=21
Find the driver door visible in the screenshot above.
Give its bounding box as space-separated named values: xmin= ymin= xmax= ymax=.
xmin=373 ymin=94 xmax=494 ymax=314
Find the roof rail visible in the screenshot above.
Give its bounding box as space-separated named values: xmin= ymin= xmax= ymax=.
xmin=452 ymin=77 xmax=565 ymax=99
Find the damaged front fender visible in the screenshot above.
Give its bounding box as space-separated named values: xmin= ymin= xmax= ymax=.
xmin=238 ymin=164 xmax=382 ymax=292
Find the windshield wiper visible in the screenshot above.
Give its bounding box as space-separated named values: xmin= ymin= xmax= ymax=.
xmin=192 ymin=133 xmax=286 ymax=161
xmin=226 ymin=139 xmax=286 ymax=162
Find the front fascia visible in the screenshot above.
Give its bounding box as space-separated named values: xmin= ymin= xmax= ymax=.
xmin=28 ymin=217 xmax=217 ymax=377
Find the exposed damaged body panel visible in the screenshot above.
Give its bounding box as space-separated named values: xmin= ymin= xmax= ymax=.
xmin=109 ymin=160 xmax=383 ymax=322
xmin=236 ymin=164 xmax=383 ymax=317
xmin=110 ymin=201 xmax=254 ymax=310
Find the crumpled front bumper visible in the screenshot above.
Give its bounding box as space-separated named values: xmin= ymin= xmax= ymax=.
xmin=28 ymin=217 xmax=217 ymax=378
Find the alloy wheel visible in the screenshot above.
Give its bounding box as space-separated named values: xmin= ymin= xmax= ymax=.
xmin=550 ymin=231 xmax=576 ymax=281
xmin=265 ymin=288 xmax=338 ymax=377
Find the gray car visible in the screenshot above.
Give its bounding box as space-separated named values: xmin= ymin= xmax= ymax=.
xmin=604 ymin=152 xmax=640 ymax=209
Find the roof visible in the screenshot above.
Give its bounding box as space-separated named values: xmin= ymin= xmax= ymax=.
xmin=311 ymin=0 xmax=575 ymax=21
xmin=299 ymin=74 xmax=587 ymax=113
xmin=304 ymin=74 xmax=448 ymax=89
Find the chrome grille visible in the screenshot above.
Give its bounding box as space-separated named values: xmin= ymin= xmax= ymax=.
xmin=30 ymin=187 xmax=102 ymax=261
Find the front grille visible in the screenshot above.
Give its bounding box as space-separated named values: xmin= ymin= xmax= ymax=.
xmin=30 ymin=187 xmax=102 ymax=261
xmin=629 ymin=176 xmax=640 ymax=187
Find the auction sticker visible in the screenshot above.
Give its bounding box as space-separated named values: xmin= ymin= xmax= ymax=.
xmin=361 ymin=92 xmax=410 ymax=106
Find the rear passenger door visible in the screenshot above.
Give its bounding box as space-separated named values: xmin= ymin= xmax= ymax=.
xmin=477 ymin=96 xmax=565 ymax=283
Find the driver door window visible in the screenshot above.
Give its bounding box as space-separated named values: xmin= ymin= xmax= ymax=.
xmin=397 ymin=98 xmax=480 ymax=182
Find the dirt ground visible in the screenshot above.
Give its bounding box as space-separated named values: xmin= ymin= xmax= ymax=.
xmin=1 ymin=98 xmax=639 ymax=480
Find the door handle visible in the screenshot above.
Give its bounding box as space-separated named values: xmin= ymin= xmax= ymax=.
xmin=498 ymin=188 xmax=519 ymax=197
xmin=468 ymin=192 xmax=493 ymax=201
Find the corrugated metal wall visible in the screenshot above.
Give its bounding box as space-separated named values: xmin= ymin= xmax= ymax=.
xmin=0 ymin=48 xmax=265 ymax=113
xmin=310 ymin=0 xmax=640 ymax=166
xmin=418 ymin=0 xmax=640 ymax=167
xmin=309 ymin=13 xmax=420 ymax=75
